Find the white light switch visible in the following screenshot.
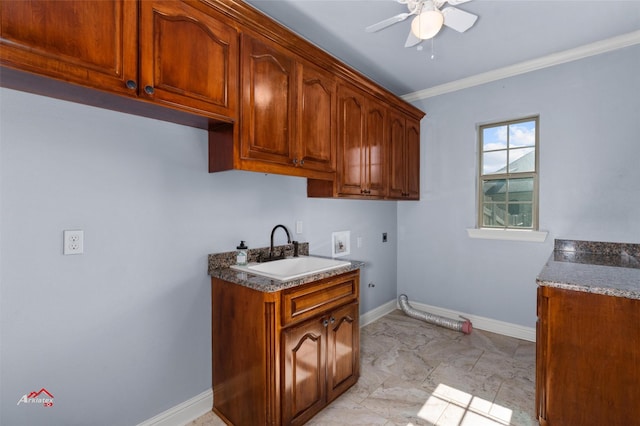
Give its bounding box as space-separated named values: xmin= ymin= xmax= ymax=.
xmin=295 ymin=220 xmax=303 ymax=234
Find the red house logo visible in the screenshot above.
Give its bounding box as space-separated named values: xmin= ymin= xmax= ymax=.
xmin=17 ymin=388 xmax=54 ymax=407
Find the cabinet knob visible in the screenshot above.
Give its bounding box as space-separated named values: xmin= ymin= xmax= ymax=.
xmin=144 ymin=85 xmax=155 ymax=95
xmin=126 ymin=80 xmax=137 ymax=90
xmin=293 ymin=158 xmax=298 ymax=165
xmin=330 ymin=317 xmax=335 ymax=324
xmin=322 ymin=319 xmax=329 ymax=327
xmin=300 ymin=160 xmax=304 ymax=165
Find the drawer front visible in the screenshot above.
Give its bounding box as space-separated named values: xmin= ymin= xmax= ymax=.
xmin=282 ymin=271 xmax=359 ymax=326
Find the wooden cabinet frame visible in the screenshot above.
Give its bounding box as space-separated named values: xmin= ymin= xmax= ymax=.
xmin=536 ymin=286 xmax=640 ymax=425
xmin=211 ymin=270 xmax=360 ymax=425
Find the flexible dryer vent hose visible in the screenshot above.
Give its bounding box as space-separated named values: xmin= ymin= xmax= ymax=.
xmin=398 ymin=294 xmax=472 ymax=335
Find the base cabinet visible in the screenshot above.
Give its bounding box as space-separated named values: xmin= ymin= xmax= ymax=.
xmin=211 ymin=270 xmax=360 ymax=425
xmin=282 ymin=302 xmax=359 ymax=425
xmin=536 ymin=286 xmax=640 ymax=426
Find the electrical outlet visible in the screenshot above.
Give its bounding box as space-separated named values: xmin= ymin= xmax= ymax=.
xmin=296 ymin=220 xmax=303 ymax=234
xmin=63 ymin=230 xmax=84 ymax=255
xmin=382 ymin=232 xmax=388 ymax=243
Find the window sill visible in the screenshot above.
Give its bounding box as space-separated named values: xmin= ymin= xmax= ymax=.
xmin=466 ymin=228 xmax=548 ymax=242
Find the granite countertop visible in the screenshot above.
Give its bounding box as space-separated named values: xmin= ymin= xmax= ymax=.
xmin=208 ymin=242 xmax=364 ymax=293
xmin=537 ymin=239 xmax=640 ymax=300
xmin=209 ymin=260 xmax=364 ymax=293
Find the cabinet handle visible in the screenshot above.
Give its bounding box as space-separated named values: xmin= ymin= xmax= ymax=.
xmin=300 ymin=160 xmax=304 ymax=165
xmin=126 ymin=80 xmax=137 ymax=90
xmin=293 ymin=158 xmax=298 ymax=165
xmin=144 ymin=85 xmax=155 ymax=95
xmin=322 ymin=319 xmax=329 ymax=327
xmin=330 ymin=317 xmax=335 ymax=324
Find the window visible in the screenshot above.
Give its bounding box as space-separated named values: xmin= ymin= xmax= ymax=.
xmin=478 ymin=116 xmax=539 ymax=230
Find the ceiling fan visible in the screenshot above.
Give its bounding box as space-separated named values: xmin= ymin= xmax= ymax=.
xmin=365 ymin=0 xmax=478 ymax=47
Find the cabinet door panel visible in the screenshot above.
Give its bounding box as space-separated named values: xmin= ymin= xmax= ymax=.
xmin=336 ymin=85 xmax=365 ymax=195
xmin=298 ymin=64 xmax=336 ymax=173
xmin=405 ymin=119 xmax=421 ymax=199
xmin=282 ymin=318 xmax=327 ymax=426
xmin=388 ymin=112 xmax=406 ymax=198
xmin=327 ymin=303 xmax=359 ymax=402
xmin=140 ymin=0 xmax=238 ymax=118
xmin=241 ymin=35 xmax=295 ymax=165
xmin=0 ymin=0 xmax=137 ymax=94
xmin=537 ymin=287 xmax=640 ymax=426
xmin=365 ymin=102 xmax=386 ymax=197
xmin=388 ymin=112 xmax=420 ymax=200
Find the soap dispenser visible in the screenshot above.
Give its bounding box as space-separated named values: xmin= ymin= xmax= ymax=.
xmin=236 ymin=241 xmax=248 ymax=266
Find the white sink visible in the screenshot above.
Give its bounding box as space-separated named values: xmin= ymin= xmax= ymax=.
xmin=231 ymin=256 xmax=351 ymax=281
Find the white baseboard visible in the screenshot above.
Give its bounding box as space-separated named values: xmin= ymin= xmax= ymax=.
xmin=359 ymin=299 xmax=397 ymax=327
xmin=389 ymin=299 xmax=536 ymax=342
xmin=136 ymin=388 xmax=212 ymax=426
xmin=138 ymin=300 xmax=534 ymax=426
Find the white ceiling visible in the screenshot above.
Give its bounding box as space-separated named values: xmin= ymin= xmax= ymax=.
xmin=245 ymin=0 xmax=640 ymax=97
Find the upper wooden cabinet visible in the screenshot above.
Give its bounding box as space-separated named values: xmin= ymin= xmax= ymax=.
xmin=1 ymin=0 xmax=238 ymax=122
xmin=0 ymin=0 xmax=138 ymax=95
xmin=139 ymin=0 xmax=238 ymax=119
xmin=2 ymin=0 xmax=423 ymax=193
xmin=209 ymin=34 xmax=335 ymax=179
xmin=388 ymin=111 xmax=421 ymax=200
xmin=295 ymin=62 xmax=336 ymax=174
xmin=307 ymin=83 xmax=387 ymax=198
xmin=239 ymin=35 xmax=297 ymax=168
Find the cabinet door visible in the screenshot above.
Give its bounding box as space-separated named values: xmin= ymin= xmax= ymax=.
xmin=296 ymin=63 xmax=336 ymax=173
xmin=282 ymin=317 xmax=327 ymax=426
xmin=388 ymin=112 xmax=420 ymax=200
xmin=240 ymin=34 xmax=296 ymax=166
xmin=139 ymin=0 xmax=238 ymax=119
xmin=388 ymin=111 xmax=406 ymax=199
xmin=405 ymin=118 xmax=421 ymax=199
xmin=336 ymin=84 xmax=365 ymax=196
xmin=537 ymin=286 xmax=640 ymax=425
xmin=0 ymin=0 xmax=137 ymax=95
xmin=365 ymin=100 xmax=387 ymax=197
xmin=326 ymin=302 xmax=359 ymax=402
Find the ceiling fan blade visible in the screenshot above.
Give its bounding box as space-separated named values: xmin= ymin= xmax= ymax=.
xmin=443 ymin=0 xmax=472 ymax=5
xmin=442 ymin=6 xmax=478 ymax=33
xmin=365 ymin=12 xmax=411 ymax=33
xmin=404 ymin=30 xmax=422 ymax=47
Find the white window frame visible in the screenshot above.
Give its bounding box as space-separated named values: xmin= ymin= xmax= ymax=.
xmin=467 ymin=116 xmax=547 ymax=242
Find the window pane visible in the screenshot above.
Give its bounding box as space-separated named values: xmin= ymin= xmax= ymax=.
xmin=508 ymin=120 xmax=536 ymax=148
xmin=508 ymin=147 xmax=535 ymax=173
xmin=483 ymin=151 xmax=507 ymax=175
xmin=507 ymin=177 xmax=533 ymax=201
xmin=483 ymin=125 xmax=507 ymax=151
xmin=482 ymin=203 xmax=507 ymax=227
xmin=483 ymin=179 xmax=506 ymax=202
xmin=508 ymin=203 xmax=533 ymax=228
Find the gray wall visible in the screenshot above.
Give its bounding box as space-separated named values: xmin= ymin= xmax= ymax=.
xmin=0 ymin=88 xmax=397 ymax=425
xmin=398 ymin=45 xmax=640 ymax=328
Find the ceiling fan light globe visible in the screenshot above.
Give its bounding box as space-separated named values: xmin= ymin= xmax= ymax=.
xmin=410 ymin=10 xmax=444 ymax=40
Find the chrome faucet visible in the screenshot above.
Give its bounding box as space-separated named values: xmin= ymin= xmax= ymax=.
xmin=269 ymin=224 xmax=292 ymax=260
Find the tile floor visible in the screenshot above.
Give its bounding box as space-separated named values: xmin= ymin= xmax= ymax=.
xmin=191 ymin=310 xmax=537 ymax=426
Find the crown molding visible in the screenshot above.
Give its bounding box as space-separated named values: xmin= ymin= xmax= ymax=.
xmin=402 ymin=29 xmax=640 ymax=102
